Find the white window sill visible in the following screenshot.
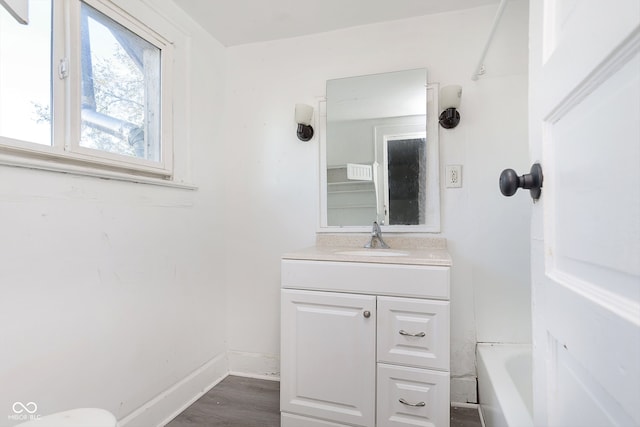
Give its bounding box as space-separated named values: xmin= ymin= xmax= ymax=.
xmin=0 ymin=153 xmax=197 ymax=190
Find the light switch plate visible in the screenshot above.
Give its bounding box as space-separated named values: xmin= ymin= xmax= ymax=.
xmin=445 ymin=165 xmax=462 ymax=188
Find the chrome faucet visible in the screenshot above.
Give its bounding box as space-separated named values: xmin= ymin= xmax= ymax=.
xmin=364 ymin=221 xmax=390 ymax=249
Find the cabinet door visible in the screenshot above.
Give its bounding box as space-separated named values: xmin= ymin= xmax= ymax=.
xmin=378 ymin=296 xmax=450 ymax=370
xmin=281 ymin=412 xmax=353 ymax=427
xmin=281 ymin=289 xmax=376 ymax=427
xmin=377 ymin=363 xmax=450 ymax=427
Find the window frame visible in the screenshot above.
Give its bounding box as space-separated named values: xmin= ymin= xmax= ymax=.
xmin=0 ymin=0 xmax=175 ymax=179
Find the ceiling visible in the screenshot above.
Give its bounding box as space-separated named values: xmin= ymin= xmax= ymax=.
xmin=172 ymin=0 xmax=501 ymax=47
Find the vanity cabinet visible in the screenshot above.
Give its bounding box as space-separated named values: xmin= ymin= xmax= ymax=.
xmin=281 ymin=258 xmax=451 ymax=427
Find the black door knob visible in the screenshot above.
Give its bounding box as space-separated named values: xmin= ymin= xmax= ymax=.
xmin=499 ymin=163 xmax=543 ymax=200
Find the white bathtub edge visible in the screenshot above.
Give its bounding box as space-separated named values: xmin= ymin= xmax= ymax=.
xmin=477 ymin=343 xmax=533 ymax=427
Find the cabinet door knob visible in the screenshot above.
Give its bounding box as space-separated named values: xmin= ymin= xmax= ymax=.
xmin=399 ymin=329 xmax=426 ymax=337
xmin=363 ymin=310 xmax=371 ymax=318
xmin=399 ymin=398 xmax=426 ymax=407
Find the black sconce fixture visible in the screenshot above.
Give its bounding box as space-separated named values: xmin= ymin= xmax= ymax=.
xmin=439 ymin=85 xmax=462 ymax=129
xmin=295 ymin=103 xmax=314 ymax=141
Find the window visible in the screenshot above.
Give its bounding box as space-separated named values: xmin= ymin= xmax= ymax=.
xmin=80 ymin=3 xmax=162 ymax=162
xmin=0 ymin=0 xmax=174 ymax=178
xmin=0 ymin=0 xmax=52 ymax=146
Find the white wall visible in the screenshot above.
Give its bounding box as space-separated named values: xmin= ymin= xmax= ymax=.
xmin=223 ymin=2 xmax=531 ymax=403
xmin=0 ymin=2 xmax=531 ymax=421
xmin=0 ymin=1 xmax=229 ymax=426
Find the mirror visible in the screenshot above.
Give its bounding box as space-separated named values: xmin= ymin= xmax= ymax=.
xmin=320 ymin=69 xmax=440 ymax=232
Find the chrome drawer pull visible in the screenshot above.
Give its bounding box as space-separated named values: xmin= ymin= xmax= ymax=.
xmin=399 ymin=329 xmax=426 ymax=337
xmin=399 ymin=398 xmax=426 ymax=407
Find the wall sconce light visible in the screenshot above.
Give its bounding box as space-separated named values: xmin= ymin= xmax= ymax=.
xmin=295 ymin=103 xmax=314 ymax=141
xmin=439 ymin=85 xmax=462 ymax=129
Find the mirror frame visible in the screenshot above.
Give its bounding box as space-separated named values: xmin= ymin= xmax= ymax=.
xmin=318 ymin=81 xmax=441 ymax=233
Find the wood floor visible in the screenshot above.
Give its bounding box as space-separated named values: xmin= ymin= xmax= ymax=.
xmin=166 ymin=375 xmax=482 ymax=427
xmin=166 ymin=376 xmax=280 ymax=427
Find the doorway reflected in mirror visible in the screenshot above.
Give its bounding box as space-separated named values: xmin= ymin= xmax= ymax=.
xmin=321 ymin=68 xmax=440 ymax=232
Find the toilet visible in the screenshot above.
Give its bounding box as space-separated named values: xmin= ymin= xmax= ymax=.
xmin=15 ymin=408 xmax=117 ymax=427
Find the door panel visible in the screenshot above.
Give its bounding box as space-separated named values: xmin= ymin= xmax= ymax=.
xmin=540 ymin=0 xmax=640 ymax=111
xmin=545 ymin=277 xmax=640 ymax=425
xmin=548 ymin=337 xmax=637 ymax=427
xmin=548 ymin=51 xmax=640 ymax=290
xmin=530 ymin=0 xmax=640 ymax=425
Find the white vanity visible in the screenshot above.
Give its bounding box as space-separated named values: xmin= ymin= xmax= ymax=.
xmin=280 ymin=236 xmax=452 ymax=427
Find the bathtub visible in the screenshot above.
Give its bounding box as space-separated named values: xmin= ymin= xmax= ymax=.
xmin=477 ymin=344 xmax=533 ymax=427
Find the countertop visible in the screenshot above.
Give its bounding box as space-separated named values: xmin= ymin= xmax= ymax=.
xmin=282 ymin=234 xmax=452 ymax=267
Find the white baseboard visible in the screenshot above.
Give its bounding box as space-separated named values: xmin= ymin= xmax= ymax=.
xmin=117 ymin=353 xmax=229 ymax=427
xmin=478 ymin=404 xmax=487 ymax=427
xmin=227 ymin=350 xmax=280 ymax=381
xmin=228 ymin=371 xmax=281 ymax=381
xmin=451 ymin=402 xmax=479 ymax=408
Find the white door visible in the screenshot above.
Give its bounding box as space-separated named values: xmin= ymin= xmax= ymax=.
xmin=529 ymin=1 xmax=640 ymax=426
xmin=280 ymin=289 xmax=376 ymax=426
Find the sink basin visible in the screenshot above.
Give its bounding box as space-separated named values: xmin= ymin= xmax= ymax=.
xmin=335 ymin=250 xmax=408 ymax=257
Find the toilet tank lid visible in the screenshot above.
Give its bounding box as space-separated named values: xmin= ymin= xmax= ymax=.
xmin=15 ymin=408 xmax=117 ymax=427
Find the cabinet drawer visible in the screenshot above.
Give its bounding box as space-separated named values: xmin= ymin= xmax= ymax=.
xmin=282 ymin=259 xmax=450 ymax=299
xmin=377 ymin=363 xmax=450 ymax=427
xmin=377 ymin=296 xmax=450 ymax=370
